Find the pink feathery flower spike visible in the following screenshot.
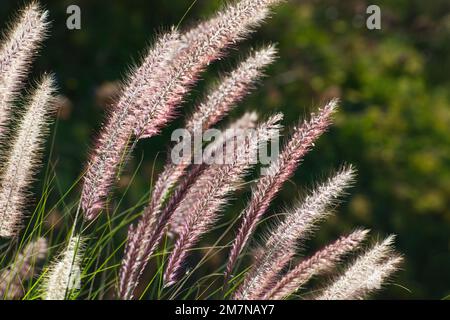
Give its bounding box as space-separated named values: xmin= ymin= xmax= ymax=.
xmin=0 ymin=75 xmax=56 ymax=237
xmin=164 ymin=46 xmax=276 ymax=232
xmin=202 ymin=111 xmax=259 ymax=163
xmin=163 ymin=114 xmax=282 ymax=288
xmin=0 ymin=2 xmax=48 ymax=138
xmin=118 ymin=161 xmax=205 ymax=300
xmin=149 ymin=46 xmax=276 ymax=222
xmin=119 ymin=112 xmax=259 ymax=299
xmin=169 ymin=112 xmax=259 ymax=233
xmin=225 ymin=99 xmax=338 ymax=284
xmin=0 ymin=237 xmax=47 ymax=299
xmin=132 ymin=0 xmax=282 ymax=140
xmin=235 ymin=166 xmax=356 ymax=299
xmin=119 ymin=113 xmax=260 ymax=298
xmin=0 ymin=1 xmax=404 ymax=302
xmin=81 ymin=31 xmax=182 ymax=220
xmin=119 ymin=113 xmax=279 ymax=299
xmin=118 ymin=0 xmax=284 ymax=298
xmin=316 ymin=236 xmax=403 ymax=300
xmin=83 ymin=0 xmax=283 ymax=221
xmin=185 ymin=45 xmax=276 ymax=133
xmin=263 ymin=229 xmax=368 ymax=300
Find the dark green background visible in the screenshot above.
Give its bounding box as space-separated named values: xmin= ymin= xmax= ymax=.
xmin=1 ymin=0 xmax=449 ymax=299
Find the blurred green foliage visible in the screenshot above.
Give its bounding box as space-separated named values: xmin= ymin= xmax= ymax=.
xmin=1 ymin=0 xmax=449 ymax=299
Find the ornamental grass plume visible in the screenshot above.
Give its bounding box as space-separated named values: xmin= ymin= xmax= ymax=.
xmin=0 ymin=2 xmax=48 ymax=138
xmin=0 ymin=75 xmax=56 ymax=237
xmin=0 ymin=1 xmax=403 ymax=301
xmin=42 ymin=235 xmax=84 ymax=300
xmin=316 ymin=236 xmax=403 ymax=300
xmin=185 ymin=46 xmax=276 ymax=133
xmin=81 ymin=0 xmax=283 ymax=221
xmin=119 ymin=114 xmax=281 ymax=298
xmin=170 ymin=111 xmax=260 ymax=232
xmin=225 ymin=99 xmax=338 ymax=284
xmin=163 ymin=114 xmax=282 ymax=287
xmin=202 ymin=111 xmax=259 ymax=162
xmin=262 ymin=230 xmax=368 ymax=300
xmin=118 ymin=0 xmax=283 ymax=298
xmin=118 ymin=160 xmax=208 ymax=300
xmin=118 ymin=112 xmax=259 ymax=299
xmin=235 ymin=166 xmax=357 ymax=299
xmin=163 ymin=45 xmax=275 ymax=231
xmin=0 ymin=237 xmax=47 ymax=299
xmin=115 ymin=0 xmax=401 ymax=300
xmin=149 ymin=46 xmax=276 ymax=223
xmin=81 ymin=31 xmax=182 ymax=220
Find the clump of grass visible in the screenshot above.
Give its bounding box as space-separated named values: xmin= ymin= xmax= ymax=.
xmin=0 ymin=0 xmax=402 ymax=300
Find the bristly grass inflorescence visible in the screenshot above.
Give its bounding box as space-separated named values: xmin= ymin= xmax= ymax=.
xmin=0 ymin=0 xmax=402 ymax=300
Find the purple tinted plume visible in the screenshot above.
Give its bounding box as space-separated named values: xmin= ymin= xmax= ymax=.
xmin=235 ymin=166 xmax=356 ymax=299
xmin=117 ymin=0 xmax=284 ymax=297
xmin=316 ymin=236 xmax=402 ymax=300
xmin=263 ymin=230 xmax=368 ymax=300
xmin=81 ymin=31 xmax=181 ymax=220
xmin=0 ymin=3 xmax=48 ymax=138
xmin=225 ymin=100 xmax=337 ymax=283
xmin=163 ymin=114 xmax=282 ymax=287
xmin=148 ymin=46 xmax=276 ymax=233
